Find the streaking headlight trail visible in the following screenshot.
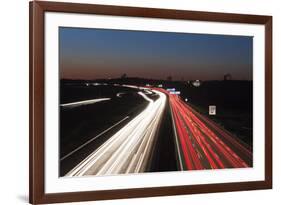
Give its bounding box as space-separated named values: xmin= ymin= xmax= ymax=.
xmin=61 ymin=98 xmax=111 ymax=109
xmin=66 ymin=90 xmax=166 ymax=176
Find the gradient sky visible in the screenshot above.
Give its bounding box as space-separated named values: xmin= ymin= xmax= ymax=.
xmin=59 ymin=27 xmax=253 ymax=81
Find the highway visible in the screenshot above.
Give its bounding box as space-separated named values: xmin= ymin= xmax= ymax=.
xmin=61 ymin=84 xmax=252 ymax=176
xmin=59 ymin=84 xmax=159 ymax=176
xmin=66 ymin=89 xmax=167 ymax=176
xmin=165 ymin=89 xmax=252 ymax=170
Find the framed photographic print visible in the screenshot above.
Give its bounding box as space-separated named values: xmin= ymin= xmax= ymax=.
xmin=29 ymin=1 xmax=272 ymax=204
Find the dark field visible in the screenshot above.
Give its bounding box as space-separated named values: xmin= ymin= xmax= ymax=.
xmin=179 ymin=81 xmax=253 ymax=147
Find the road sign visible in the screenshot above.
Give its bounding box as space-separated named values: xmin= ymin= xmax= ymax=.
xmin=170 ymin=91 xmax=181 ymax=95
xmin=209 ymin=105 xmax=216 ymax=115
xmin=167 ymin=88 xmax=176 ymax=91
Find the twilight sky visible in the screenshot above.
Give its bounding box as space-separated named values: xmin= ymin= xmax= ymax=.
xmin=59 ymin=27 xmax=253 ymax=81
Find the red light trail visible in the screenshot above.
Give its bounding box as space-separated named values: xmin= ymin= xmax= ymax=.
xmin=157 ymin=88 xmax=252 ymax=170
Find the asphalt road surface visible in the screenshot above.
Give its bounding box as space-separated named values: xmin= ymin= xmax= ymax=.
xmin=60 ymin=84 xmax=252 ymax=177
xmin=66 ymin=89 xmax=167 ymax=176
xmin=60 ymin=84 xmax=176 ymax=176
xmin=164 ymin=88 xmax=252 ymax=170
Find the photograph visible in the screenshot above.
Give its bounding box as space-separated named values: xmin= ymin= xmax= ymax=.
xmin=29 ymin=2 xmax=273 ymax=203
xmin=59 ymin=27 xmax=253 ymax=177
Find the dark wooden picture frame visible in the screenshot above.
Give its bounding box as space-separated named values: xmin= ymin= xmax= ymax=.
xmin=29 ymin=1 xmax=272 ymax=204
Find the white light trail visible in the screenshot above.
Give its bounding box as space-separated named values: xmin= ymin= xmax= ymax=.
xmin=60 ymin=116 xmax=130 ymax=161
xmin=61 ymin=98 xmax=111 ymax=109
xmin=66 ymin=90 xmax=166 ymax=176
xmin=122 ymin=85 xmax=139 ymax=89
xmin=116 ymin=92 xmax=125 ymax=97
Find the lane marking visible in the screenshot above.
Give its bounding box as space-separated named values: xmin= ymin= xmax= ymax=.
xmin=60 ymin=116 xmax=130 ymax=161
xmin=61 ymin=98 xmax=111 ymax=108
xmin=169 ymin=103 xmax=184 ymax=171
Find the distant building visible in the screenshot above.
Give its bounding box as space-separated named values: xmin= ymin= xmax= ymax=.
xmin=121 ymin=73 xmax=127 ymax=79
xmin=167 ymin=76 xmax=173 ymax=81
xmin=224 ymin=73 xmax=232 ymax=81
